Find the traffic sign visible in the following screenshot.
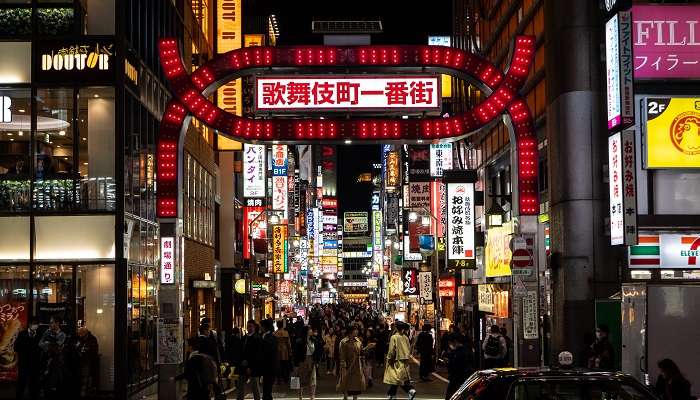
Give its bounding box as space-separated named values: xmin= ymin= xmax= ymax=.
xmin=511 ymin=268 xmax=532 ymax=276
xmin=512 ymin=248 xmax=532 ymax=268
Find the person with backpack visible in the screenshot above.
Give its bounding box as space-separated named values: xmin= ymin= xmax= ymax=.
xmin=481 ymin=325 xmax=506 ymax=368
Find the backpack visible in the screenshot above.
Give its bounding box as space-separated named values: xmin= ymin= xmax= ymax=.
xmin=484 ymin=335 xmax=501 ymax=358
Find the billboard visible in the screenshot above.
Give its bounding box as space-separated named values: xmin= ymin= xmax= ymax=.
xmin=216 ymin=0 xmax=243 ymax=150
xmin=446 ymin=182 xmax=475 ymax=262
xmin=632 ymin=5 xmax=700 ymax=79
xmin=272 ymin=225 xmax=288 ymax=273
xmin=608 ymin=130 xmax=638 ymax=246
xmin=485 ymin=222 xmax=513 ymax=277
xmin=430 ymin=143 xmax=453 ymax=177
xmin=255 ymin=75 xmax=440 ymax=112
xmin=606 ymin=11 xmax=633 ymax=131
xmin=646 ymin=98 xmax=700 ymax=168
xmin=243 ymin=144 xmax=265 ymax=198
xmin=344 ymin=212 xmax=368 ymax=233
xmin=629 ymin=233 xmax=700 ymax=269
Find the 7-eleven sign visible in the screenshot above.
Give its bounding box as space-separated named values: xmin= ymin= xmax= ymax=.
xmin=659 ymin=234 xmax=700 ymax=268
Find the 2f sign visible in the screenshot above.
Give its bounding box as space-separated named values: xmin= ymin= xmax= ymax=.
xmin=0 ymin=96 xmax=10 ymax=123
xmin=647 ymin=100 xmax=667 ymax=115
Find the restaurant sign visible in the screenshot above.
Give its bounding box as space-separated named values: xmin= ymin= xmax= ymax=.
xmin=272 ymin=225 xmax=288 ymax=273
xmin=446 ymin=182 xmax=475 ymax=265
xmin=243 ymin=144 xmax=266 ymax=198
xmin=255 ymin=75 xmax=440 ymax=112
xmin=35 ymin=39 xmax=115 ymax=83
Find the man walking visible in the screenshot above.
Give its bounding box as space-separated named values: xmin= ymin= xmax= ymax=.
xmin=274 ymin=319 xmax=292 ymax=384
xmin=415 ymin=324 xmax=434 ymax=382
xmin=261 ymin=319 xmax=279 ymax=400
xmin=445 ymin=334 xmax=473 ymax=400
xmin=237 ymin=320 xmax=263 ymax=400
xmin=14 ymin=317 xmax=41 ymax=400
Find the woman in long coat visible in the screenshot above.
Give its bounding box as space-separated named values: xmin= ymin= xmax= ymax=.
xmin=336 ymin=325 xmax=366 ymax=400
xmin=383 ymin=322 xmax=417 ymax=400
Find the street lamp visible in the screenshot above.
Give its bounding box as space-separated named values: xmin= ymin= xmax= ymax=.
xmin=486 ymin=193 xmax=510 ymax=228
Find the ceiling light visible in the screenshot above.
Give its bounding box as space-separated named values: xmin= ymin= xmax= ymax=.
xmin=93 ymin=94 xmax=99 ymax=98
xmin=6 ymin=133 xmax=12 ymax=136
xmin=58 ymin=130 xmax=66 ymax=136
xmin=18 ymin=131 xmax=23 ymax=136
xmin=83 ymin=162 xmax=88 ymax=166
xmin=82 ymin=137 xmax=87 ymax=141
xmin=18 ymin=109 xmax=25 ymax=113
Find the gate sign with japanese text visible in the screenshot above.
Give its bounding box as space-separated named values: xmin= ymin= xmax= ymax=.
xmin=243 ymin=144 xmax=265 ymax=198
xmin=447 ymin=182 xmax=475 ymax=262
xmin=255 ymin=75 xmax=440 ymax=112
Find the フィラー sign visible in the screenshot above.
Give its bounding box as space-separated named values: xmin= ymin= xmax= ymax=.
xmin=160 ymin=237 xmax=175 ymax=284
xmin=632 ymin=5 xmax=700 ymax=79
xmin=446 ymin=182 xmax=475 ymax=262
xmin=255 ymin=75 xmax=440 ymax=112
xmin=243 ymin=144 xmax=265 ymax=198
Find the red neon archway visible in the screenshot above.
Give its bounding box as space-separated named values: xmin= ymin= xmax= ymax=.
xmin=157 ymin=37 xmax=538 ymax=218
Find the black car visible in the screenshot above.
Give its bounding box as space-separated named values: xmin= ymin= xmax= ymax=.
xmin=449 ymin=368 xmax=659 ymax=400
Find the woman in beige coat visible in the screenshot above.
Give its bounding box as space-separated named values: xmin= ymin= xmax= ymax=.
xmin=336 ymin=325 xmax=366 ymax=400
xmin=383 ymin=322 xmax=417 ymax=400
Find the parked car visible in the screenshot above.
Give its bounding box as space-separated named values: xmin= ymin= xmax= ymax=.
xmin=449 ymin=368 xmax=659 ymax=400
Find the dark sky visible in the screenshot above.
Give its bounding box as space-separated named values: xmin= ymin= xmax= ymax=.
xmin=248 ymin=0 xmax=451 ymax=214
xmin=250 ymin=0 xmax=453 ymax=46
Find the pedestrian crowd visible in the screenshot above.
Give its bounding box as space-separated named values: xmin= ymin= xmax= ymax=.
xmin=15 ymin=316 xmax=100 ymax=400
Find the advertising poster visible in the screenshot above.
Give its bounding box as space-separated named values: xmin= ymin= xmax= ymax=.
xmin=157 ymin=318 xmax=183 ymax=365
xmin=485 ymin=222 xmax=513 ymax=277
xmin=646 ymin=98 xmax=700 ymax=168
xmin=0 ymin=302 xmax=26 ymax=381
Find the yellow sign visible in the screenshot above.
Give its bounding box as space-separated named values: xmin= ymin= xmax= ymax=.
xmin=216 ymin=0 xmax=243 ymax=151
xmin=272 ymin=225 xmax=288 ymax=273
xmin=386 ymin=151 xmax=400 ymax=187
xmin=234 ymin=279 xmax=247 ymax=294
xmin=244 ymin=34 xmax=265 ymax=47
xmin=647 ymin=97 xmax=700 ymax=168
xmin=485 ymin=221 xmax=513 ymax=277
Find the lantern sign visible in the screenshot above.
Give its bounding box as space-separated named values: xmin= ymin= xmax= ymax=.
xmin=430 ymin=143 xmax=453 ymax=177
xmin=402 ymin=268 xmax=418 ymax=295
xmin=272 ymin=225 xmax=288 ymax=273
xmin=386 ymin=151 xmax=401 ymax=188
xmin=160 ymin=237 xmax=175 ymax=284
xmin=243 ymin=144 xmax=266 ymax=198
xmin=446 ymin=182 xmax=475 ymax=265
xmin=438 ymin=277 xmax=456 ymax=297
xmin=255 ymin=75 xmax=440 ymax=112
xmin=418 ymin=271 xmax=433 ymax=304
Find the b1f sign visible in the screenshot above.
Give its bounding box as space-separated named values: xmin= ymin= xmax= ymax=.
xmin=160 ymin=237 xmax=175 ymax=284
xmin=255 ymin=75 xmax=440 ymax=112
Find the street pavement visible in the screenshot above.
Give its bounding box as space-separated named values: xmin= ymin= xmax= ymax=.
xmin=229 ymin=357 xmax=450 ymax=400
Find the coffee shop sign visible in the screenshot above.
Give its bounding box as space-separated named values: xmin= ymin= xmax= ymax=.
xmin=42 ymin=43 xmax=113 ymax=72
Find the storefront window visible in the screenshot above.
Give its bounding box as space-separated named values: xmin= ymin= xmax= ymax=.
xmin=35 ymin=88 xmax=76 ymax=211
xmin=76 ymin=264 xmax=115 ymax=390
xmin=33 ymin=265 xmax=74 ymax=331
xmin=0 ymin=265 xmax=29 ymax=383
xmin=127 ymin=264 xmax=157 ymax=391
xmin=0 ymin=88 xmax=31 ymax=211
xmin=78 ymin=87 xmax=115 ymax=211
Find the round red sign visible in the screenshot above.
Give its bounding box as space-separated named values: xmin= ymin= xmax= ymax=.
xmin=512 ymin=248 xmax=531 ymax=268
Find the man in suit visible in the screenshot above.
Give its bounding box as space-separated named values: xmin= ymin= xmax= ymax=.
xmin=14 ymin=317 xmax=42 ymax=400
xmin=260 ymin=319 xmax=279 ymax=400
xmin=237 ymin=320 xmax=263 ymax=400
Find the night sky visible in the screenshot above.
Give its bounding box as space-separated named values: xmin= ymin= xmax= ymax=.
xmin=248 ymin=0 xmax=452 ymax=215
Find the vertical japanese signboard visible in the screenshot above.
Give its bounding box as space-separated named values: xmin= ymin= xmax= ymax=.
xmin=418 ymin=271 xmax=433 ymax=304
xmin=216 ymin=0 xmax=242 ymax=150
xmin=160 ymin=237 xmax=175 ymax=284
xmin=372 ymin=211 xmax=383 ymax=273
xmin=243 ymin=206 xmax=265 ymax=259
xmin=402 ymin=268 xmax=418 ymax=295
xmin=522 ymin=291 xmax=539 ymax=340
xmin=606 ymin=11 xmax=634 ymax=131
xmin=438 ymin=277 xmax=456 ymax=297
xmin=446 ymin=182 xmax=475 ymax=267
xmin=408 ymin=182 xmax=430 ymax=209
xmin=430 ymin=181 xmax=446 ymax=238
xmin=386 ymin=151 xmax=401 ymax=188
xmin=609 ymin=130 xmax=637 ymax=245
xmin=272 ymin=225 xmax=288 ymax=273
xmin=243 ymin=144 xmax=265 ymax=198
xmin=272 ymin=144 xmax=288 ymax=222
xmin=430 ymin=143 xmax=453 ymax=177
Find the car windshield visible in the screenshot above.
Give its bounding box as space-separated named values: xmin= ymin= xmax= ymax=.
xmin=508 ymin=378 xmax=654 ymax=400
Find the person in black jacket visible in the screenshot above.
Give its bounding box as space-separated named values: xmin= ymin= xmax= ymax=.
xmin=14 ymin=317 xmax=42 ymax=400
xmin=198 ymin=323 xmax=221 ymax=365
xmin=260 ymin=319 xmax=278 ymax=400
xmin=445 ymin=334 xmax=473 ymax=400
xmin=655 ymin=359 xmax=692 ymax=400
xmin=237 ymin=320 xmax=263 ymax=400
xmin=416 ymin=324 xmax=434 ymax=382
xmin=174 ymin=337 xmax=218 ymax=400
